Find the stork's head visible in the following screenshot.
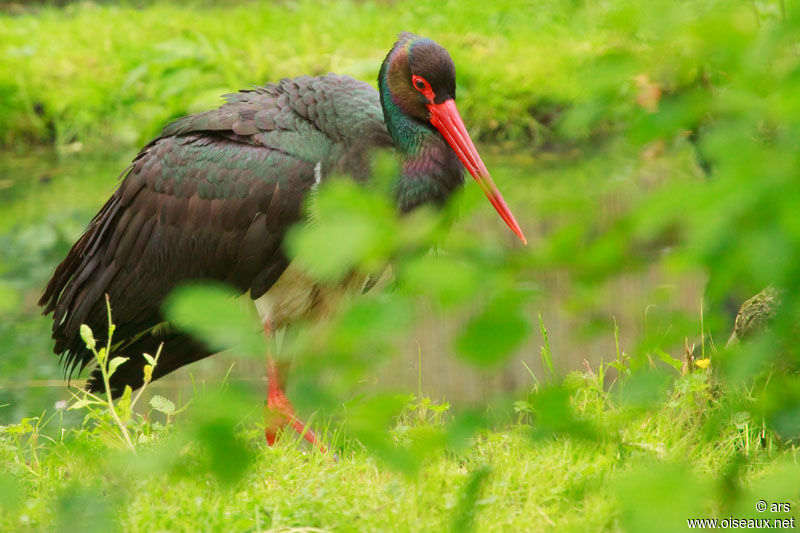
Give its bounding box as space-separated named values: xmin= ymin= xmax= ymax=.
xmin=379 ymin=33 xmax=526 ymax=244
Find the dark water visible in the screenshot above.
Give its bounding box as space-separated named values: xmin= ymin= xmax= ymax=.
xmin=0 ymin=147 xmax=703 ymax=424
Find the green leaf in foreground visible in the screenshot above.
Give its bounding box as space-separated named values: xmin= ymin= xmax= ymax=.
xmin=55 ymin=484 xmax=113 ymax=533
xmin=529 ymin=385 xmax=597 ymax=441
xmin=345 ymin=394 xmax=422 ymax=474
xmin=0 ymin=473 xmax=22 ymax=511
xmin=401 ymin=254 xmax=481 ymax=308
xmin=287 ymin=178 xmax=397 ymax=282
xmin=455 ymin=290 xmax=532 ymax=366
xmin=451 ymin=465 xmax=491 ymax=533
xmin=162 ymin=281 xmax=267 ymax=358
xmin=614 ymin=462 xmax=711 ymax=533
xmin=615 ymin=369 xmax=673 ymax=411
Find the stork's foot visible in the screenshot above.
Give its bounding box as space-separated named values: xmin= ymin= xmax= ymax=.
xmin=263 ymin=321 xmax=327 ymax=454
xmin=264 ymin=381 xmax=327 ymax=454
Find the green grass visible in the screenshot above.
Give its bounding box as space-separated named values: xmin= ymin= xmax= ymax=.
xmin=2 ymin=361 xmax=798 ymax=532
xmin=0 ymin=0 xmax=639 ymax=149
xmin=3 ymin=314 xmax=799 ymax=532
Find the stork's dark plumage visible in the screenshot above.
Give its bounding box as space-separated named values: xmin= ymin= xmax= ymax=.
xmin=40 ymin=33 xmax=524 ymax=449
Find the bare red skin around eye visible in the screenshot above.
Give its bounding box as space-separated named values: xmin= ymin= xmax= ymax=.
xmin=411 ymin=74 xmax=436 ymax=102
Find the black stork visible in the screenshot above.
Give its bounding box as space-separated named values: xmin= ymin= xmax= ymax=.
xmin=40 ymin=33 xmax=526 ymax=452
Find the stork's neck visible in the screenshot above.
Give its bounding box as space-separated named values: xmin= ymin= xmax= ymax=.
xmin=394 ymin=134 xmax=464 ymax=212
xmin=380 ymin=86 xmax=464 ymax=212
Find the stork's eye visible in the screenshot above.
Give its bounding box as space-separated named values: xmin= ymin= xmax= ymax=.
xmin=411 ymin=75 xmax=435 ymax=101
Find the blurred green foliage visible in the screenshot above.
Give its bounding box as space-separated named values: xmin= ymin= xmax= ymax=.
xmin=2 ymin=0 xmax=800 ymax=530
xmin=164 ymin=282 xmax=268 ymax=359
xmin=614 ymin=462 xmax=712 ymax=533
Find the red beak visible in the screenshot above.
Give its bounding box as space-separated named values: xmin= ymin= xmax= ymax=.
xmin=427 ymin=99 xmax=527 ymax=244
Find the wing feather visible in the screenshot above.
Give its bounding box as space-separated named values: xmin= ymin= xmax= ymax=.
xmin=40 ymin=74 xmax=392 ymax=393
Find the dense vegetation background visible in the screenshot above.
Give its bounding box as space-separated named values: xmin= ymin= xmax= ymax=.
xmin=1 ymin=0 xmax=799 ymax=531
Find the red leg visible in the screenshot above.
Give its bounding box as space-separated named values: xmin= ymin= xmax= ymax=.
xmin=263 ymin=321 xmax=327 ymax=453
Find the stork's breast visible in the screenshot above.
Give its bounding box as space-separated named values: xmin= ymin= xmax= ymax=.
xmin=252 ymin=261 xmax=391 ymax=329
